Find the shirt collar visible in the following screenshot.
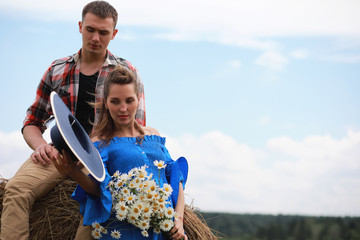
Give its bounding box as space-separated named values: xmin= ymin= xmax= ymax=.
xmin=70 ymin=49 xmax=118 ymax=67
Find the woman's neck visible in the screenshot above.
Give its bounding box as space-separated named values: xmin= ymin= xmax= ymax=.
xmin=113 ymin=121 xmax=144 ymax=138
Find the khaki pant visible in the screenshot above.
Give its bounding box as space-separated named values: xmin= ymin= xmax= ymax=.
xmin=0 ymin=157 xmax=92 ymax=240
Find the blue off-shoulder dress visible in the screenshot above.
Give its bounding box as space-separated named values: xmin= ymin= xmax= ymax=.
xmin=72 ymin=135 xmax=188 ymax=240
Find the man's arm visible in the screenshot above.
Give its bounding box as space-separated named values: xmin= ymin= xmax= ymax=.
xmin=23 ymin=125 xmax=59 ymax=166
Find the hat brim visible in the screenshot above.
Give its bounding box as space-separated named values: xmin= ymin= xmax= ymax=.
xmin=50 ymin=91 xmax=105 ymax=182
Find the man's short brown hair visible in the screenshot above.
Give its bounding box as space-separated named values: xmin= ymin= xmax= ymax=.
xmin=82 ymin=1 xmax=118 ymax=28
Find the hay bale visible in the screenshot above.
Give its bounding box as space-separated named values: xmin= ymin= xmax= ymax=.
xmin=1 ymin=178 xmax=218 ymax=239
xmin=0 ymin=178 xmax=80 ymax=240
xmin=183 ymin=204 xmax=219 ymax=240
xmin=28 ymin=178 xmax=81 ymax=240
xmin=0 ymin=179 xmax=6 ymax=226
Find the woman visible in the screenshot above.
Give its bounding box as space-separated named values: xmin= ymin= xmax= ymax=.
xmin=52 ymin=66 xmax=188 ymax=240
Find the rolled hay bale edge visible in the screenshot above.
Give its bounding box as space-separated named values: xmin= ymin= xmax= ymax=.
xmin=0 ymin=178 xmax=218 ymax=239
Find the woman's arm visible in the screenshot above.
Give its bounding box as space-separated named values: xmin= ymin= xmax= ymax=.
xmin=169 ymin=182 xmax=188 ymax=240
xmin=52 ymin=150 xmax=100 ymax=197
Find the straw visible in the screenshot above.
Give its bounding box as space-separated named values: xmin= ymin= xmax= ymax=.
xmin=0 ymin=178 xmax=218 ymax=239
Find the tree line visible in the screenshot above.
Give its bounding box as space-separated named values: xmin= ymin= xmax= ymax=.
xmin=199 ymin=211 xmax=360 ymax=240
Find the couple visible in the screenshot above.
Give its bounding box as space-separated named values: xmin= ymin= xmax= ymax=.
xmin=1 ymin=1 xmax=188 ymax=240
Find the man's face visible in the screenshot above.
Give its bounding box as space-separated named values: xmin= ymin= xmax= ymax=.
xmin=79 ymin=12 xmax=118 ymax=56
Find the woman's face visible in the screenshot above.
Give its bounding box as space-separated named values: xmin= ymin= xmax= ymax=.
xmin=105 ymin=83 xmax=139 ymax=128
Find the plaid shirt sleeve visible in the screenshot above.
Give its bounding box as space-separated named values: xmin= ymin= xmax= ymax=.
xmin=22 ymin=55 xmax=76 ymax=133
xmin=22 ymin=64 xmax=55 ymax=133
xmin=134 ymin=67 xmax=146 ymax=127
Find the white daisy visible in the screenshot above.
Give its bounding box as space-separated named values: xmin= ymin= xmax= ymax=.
xmin=116 ymin=212 xmax=126 ymax=221
xmin=162 ymin=183 xmax=173 ymax=196
xmin=137 ymin=168 xmax=148 ymax=179
xmin=154 ymin=227 xmax=161 ymax=234
xmin=113 ymin=170 xmax=120 ymax=177
xmin=129 ymin=177 xmax=141 ymax=189
xmin=139 ymin=220 xmax=150 ymax=230
xmin=145 ymin=192 xmax=155 ymax=201
xmin=120 ymin=186 xmax=131 ymax=196
xmin=153 ymin=160 xmax=167 ymax=169
xmin=157 ymin=196 xmax=166 ymax=204
xmin=158 ymin=203 xmax=166 ymax=212
xmin=111 ymin=229 xmax=122 ymax=239
xmin=114 ymin=201 xmax=127 ymax=213
xmin=142 ymin=203 xmax=153 ymax=216
xmin=160 ymin=219 xmax=174 ymax=232
xmin=100 ymin=226 xmax=108 ymax=234
xmin=164 ymin=207 xmax=176 ymax=218
xmin=133 ymin=200 xmax=144 ymax=210
xmin=92 ymin=221 xmax=102 ymax=230
xmin=124 ymin=192 xmax=136 ymax=204
xmin=130 ymin=205 xmax=141 ymax=218
xmin=146 ymin=180 xmax=157 ymax=193
xmin=152 ymin=203 xmax=159 ymax=212
xmin=141 ymin=230 xmax=149 ymax=237
xmin=91 ymin=229 xmax=102 ymax=239
xmin=128 ymin=211 xmax=139 ymax=222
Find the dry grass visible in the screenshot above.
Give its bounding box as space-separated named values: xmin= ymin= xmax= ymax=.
xmin=0 ymin=178 xmax=218 ymax=239
xmin=1 ymin=178 xmax=81 ymax=239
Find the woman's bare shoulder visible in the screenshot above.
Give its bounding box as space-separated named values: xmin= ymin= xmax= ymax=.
xmin=142 ymin=126 xmax=161 ymax=136
xmin=91 ymin=136 xmax=100 ymax=142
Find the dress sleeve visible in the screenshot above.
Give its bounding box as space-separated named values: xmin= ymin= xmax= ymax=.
xmin=71 ymin=147 xmax=113 ymax=225
xmin=163 ymin=146 xmax=189 ymax=207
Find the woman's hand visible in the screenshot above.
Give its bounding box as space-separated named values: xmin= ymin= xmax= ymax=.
xmin=168 ymin=217 xmax=187 ymax=240
xmin=52 ymin=150 xmax=100 ymax=197
xmin=52 ymin=150 xmax=79 ymax=177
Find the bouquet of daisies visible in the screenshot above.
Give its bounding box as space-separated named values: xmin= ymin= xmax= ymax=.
xmin=91 ymin=160 xmax=177 ymax=239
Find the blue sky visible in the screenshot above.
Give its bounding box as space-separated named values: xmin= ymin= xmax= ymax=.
xmin=0 ymin=0 xmax=360 ymax=216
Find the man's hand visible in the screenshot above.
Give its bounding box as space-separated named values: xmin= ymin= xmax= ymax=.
xmin=31 ymin=144 xmax=60 ymax=166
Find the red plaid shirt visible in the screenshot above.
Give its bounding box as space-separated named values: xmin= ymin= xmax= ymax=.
xmin=23 ymin=50 xmax=146 ymax=133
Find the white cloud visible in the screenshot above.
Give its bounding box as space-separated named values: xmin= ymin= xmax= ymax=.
xmin=0 ymin=130 xmax=52 ymax=179
xmin=2 ymin=0 xmax=360 ymax=49
xmin=290 ymin=49 xmax=309 ymax=59
xmin=321 ymin=53 xmax=360 ymax=63
xmin=257 ymin=116 xmax=271 ymax=126
xmin=255 ymin=50 xmax=288 ymax=71
xmin=0 ymin=131 xmax=32 ymax=179
xmin=165 ymin=130 xmax=360 ymax=216
xmin=1 ymin=129 xmax=359 ymax=216
xmin=228 ymin=60 xmax=242 ymax=69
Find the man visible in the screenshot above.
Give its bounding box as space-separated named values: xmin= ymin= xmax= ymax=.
xmin=0 ymin=1 xmax=145 ymax=239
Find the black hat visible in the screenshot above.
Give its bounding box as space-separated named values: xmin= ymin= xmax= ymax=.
xmin=50 ymin=91 xmax=105 ymax=182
